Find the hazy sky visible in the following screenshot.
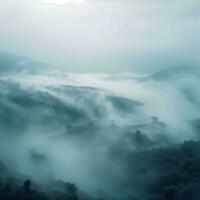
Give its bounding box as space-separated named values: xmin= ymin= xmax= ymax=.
xmin=0 ymin=0 xmax=199 ymax=73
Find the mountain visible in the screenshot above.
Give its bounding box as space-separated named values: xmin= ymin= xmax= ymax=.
xmin=143 ymin=66 xmax=200 ymax=82
xmin=0 ymin=52 xmax=48 ymax=74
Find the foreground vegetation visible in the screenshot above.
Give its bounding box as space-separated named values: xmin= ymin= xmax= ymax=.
xmin=1 ymin=140 xmax=200 ymax=200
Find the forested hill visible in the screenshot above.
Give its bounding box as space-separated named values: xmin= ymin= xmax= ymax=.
xmin=1 ymin=140 xmax=200 ymax=200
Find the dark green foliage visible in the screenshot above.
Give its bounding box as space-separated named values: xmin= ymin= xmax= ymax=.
xmin=126 ymin=140 xmax=200 ymax=200
xmin=0 ymin=179 xmax=79 ymax=200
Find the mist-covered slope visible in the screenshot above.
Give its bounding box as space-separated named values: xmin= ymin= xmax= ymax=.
xmin=0 ymin=54 xmax=200 ymax=200
xmin=2 ymin=140 xmax=200 ymax=200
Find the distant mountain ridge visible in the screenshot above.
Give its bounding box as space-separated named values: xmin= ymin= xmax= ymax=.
xmin=145 ymin=66 xmax=200 ymax=82
xmin=0 ymin=52 xmax=48 ymax=74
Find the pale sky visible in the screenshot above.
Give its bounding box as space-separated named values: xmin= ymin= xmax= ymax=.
xmin=0 ymin=0 xmax=199 ymax=73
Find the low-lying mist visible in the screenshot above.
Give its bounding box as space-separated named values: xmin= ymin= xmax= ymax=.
xmin=0 ymin=54 xmax=200 ymax=199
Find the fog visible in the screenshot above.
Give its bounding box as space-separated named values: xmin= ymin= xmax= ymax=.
xmin=0 ymin=0 xmax=200 ymax=199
